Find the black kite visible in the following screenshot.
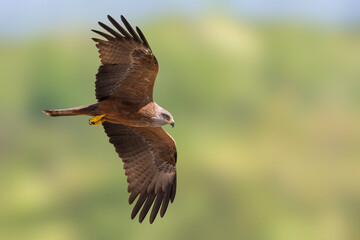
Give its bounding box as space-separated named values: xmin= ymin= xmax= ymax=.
xmin=43 ymin=15 xmax=177 ymax=223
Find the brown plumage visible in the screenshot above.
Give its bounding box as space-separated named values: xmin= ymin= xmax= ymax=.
xmin=43 ymin=15 xmax=177 ymax=223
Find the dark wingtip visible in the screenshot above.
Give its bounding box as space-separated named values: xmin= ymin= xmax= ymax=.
xmin=120 ymin=15 xmax=142 ymax=42
xmin=91 ymin=29 xmax=115 ymax=40
xmin=136 ymin=26 xmax=151 ymax=49
xmin=107 ymin=15 xmax=116 ymax=22
xmin=128 ymin=192 xmax=138 ymax=205
xmin=160 ymin=211 xmax=165 ymax=218
xmin=120 ymin=15 xmax=127 ymax=25
xmin=107 ymin=15 xmax=115 ymax=24
xmin=120 ymin=15 xmax=129 ymax=27
xmin=149 ymin=195 xmax=162 ymax=223
xmin=139 ymin=215 xmax=145 ymax=223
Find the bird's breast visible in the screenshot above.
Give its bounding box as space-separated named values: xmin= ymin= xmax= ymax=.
xmin=97 ymin=99 xmax=156 ymax=127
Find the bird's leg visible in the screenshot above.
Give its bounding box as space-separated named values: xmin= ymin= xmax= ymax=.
xmin=89 ymin=114 xmax=106 ymax=126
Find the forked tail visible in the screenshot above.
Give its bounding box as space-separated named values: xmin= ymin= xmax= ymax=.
xmin=42 ymin=103 xmax=98 ymax=117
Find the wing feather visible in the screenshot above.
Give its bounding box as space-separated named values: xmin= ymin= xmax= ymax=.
xmin=121 ymin=15 xmax=142 ymax=42
xmin=91 ymin=29 xmax=115 ymax=41
xmin=107 ymin=15 xmax=132 ymax=38
xmin=131 ymin=191 xmax=148 ymax=219
xmin=98 ymin=21 xmax=123 ymax=39
xmin=102 ymin=122 xmax=177 ymax=223
xmin=93 ymin=16 xmax=158 ymax=103
xmin=139 ymin=193 xmax=156 ymax=222
xmin=160 ymin=184 xmax=171 ymax=217
xmin=136 ymin=26 xmax=151 ymax=49
xmin=150 ymin=191 xmax=164 ymax=223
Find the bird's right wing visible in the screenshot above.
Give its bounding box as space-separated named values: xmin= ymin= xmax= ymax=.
xmin=92 ymin=15 xmax=159 ymax=104
xmin=102 ymin=122 xmax=177 ymax=223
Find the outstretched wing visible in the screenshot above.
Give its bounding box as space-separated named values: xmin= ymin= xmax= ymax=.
xmin=92 ymin=15 xmax=159 ymax=103
xmin=102 ymin=122 xmax=177 ymax=223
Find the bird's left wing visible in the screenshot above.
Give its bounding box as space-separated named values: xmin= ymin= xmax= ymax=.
xmin=102 ymin=122 xmax=177 ymax=223
xmin=92 ymin=15 xmax=159 ymax=104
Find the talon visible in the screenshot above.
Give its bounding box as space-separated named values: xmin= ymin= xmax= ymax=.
xmin=89 ymin=114 xmax=106 ymax=126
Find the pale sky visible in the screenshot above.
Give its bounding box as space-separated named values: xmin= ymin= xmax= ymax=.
xmin=1 ymin=0 xmax=358 ymax=37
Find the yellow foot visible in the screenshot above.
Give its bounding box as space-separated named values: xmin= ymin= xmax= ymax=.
xmin=89 ymin=114 xmax=106 ymax=126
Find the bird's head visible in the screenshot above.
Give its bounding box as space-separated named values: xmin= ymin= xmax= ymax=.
xmin=156 ymin=107 xmax=175 ymax=128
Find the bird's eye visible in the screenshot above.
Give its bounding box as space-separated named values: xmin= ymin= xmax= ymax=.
xmin=162 ymin=114 xmax=169 ymax=120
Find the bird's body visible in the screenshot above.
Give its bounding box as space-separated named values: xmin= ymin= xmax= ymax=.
xmin=98 ymin=100 xmax=162 ymax=127
xmin=43 ymin=15 xmax=177 ymax=223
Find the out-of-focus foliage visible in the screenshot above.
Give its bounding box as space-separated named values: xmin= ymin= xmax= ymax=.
xmin=0 ymin=14 xmax=359 ymax=240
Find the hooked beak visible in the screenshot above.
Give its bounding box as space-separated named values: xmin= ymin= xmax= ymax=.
xmin=168 ymin=119 xmax=175 ymax=128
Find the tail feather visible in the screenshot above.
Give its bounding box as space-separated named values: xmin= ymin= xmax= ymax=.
xmin=43 ymin=104 xmax=98 ymax=117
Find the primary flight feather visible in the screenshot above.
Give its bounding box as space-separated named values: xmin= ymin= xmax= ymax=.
xmin=43 ymin=15 xmax=177 ymax=224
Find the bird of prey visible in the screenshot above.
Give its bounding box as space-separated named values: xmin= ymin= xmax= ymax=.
xmin=43 ymin=15 xmax=177 ymax=223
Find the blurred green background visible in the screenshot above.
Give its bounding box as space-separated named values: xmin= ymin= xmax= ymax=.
xmin=1 ymin=1 xmax=360 ymax=240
